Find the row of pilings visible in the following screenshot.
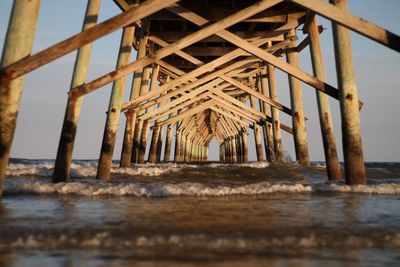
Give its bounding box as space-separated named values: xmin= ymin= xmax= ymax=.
xmin=2 ymin=0 xmax=399 ymax=197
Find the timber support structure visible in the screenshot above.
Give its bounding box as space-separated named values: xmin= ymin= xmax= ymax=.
xmin=1 ymin=0 xmax=399 ymax=195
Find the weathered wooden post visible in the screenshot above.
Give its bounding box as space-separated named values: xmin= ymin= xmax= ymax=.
xmin=164 ymin=124 xmax=173 ymax=161
xmin=220 ymin=144 xmax=224 ymax=162
xmin=156 ymin=126 xmax=164 ymax=162
xmin=97 ymin=25 xmax=135 ymax=179
xmin=236 ymin=134 xmax=243 ymax=163
xmin=148 ymin=125 xmax=161 ymax=163
xmin=138 ymin=64 xmax=159 ymax=163
xmin=242 ymin=132 xmax=248 ymax=162
xmin=0 ymin=0 xmax=41 ymax=194
xmin=285 ymin=29 xmax=310 ymax=166
xmin=231 ymin=137 xmax=237 ymax=163
xmin=149 ymin=72 xmax=167 ymax=163
xmin=266 ymin=54 xmax=283 ymax=161
xmin=331 ymin=0 xmax=366 ymax=185
xmin=184 ymin=137 xmax=191 ymax=162
xmin=174 ymin=127 xmax=182 ymax=162
xmin=190 ymin=140 xmax=195 ymax=162
xmin=53 ymin=0 xmax=101 ymax=182
xmin=120 ymin=26 xmax=147 ymax=167
xmin=180 ymin=132 xmax=187 ymax=162
xmin=132 ymin=119 xmax=143 ymax=162
xmin=225 ymin=139 xmax=230 ymax=163
xmin=181 ymin=135 xmax=186 ymax=162
xmin=308 ymin=15 xmax=341 ymax=181
xmin=249 ymin=93 xmax=265 ymax=161
xmin=258 ymin=68 xmax=275 ymax=161
xmin=132 ymin=64 xmax=151 ymax=162
xmin=138 ymin=120 xmax=149 ymax=163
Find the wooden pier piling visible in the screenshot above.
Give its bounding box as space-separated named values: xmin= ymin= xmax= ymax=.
xmin=120 ymin=25 xmax=148 ymax=167
xmin=53 ymin=0 xmax=101 ymax=182
xmin=308 ymin=15 xmax=341 ymax=181
xmin=1 ymin=0 xmax=399 ymax=195
xmin=0 ymin=0 xmax=40 ymax=193
xmin=97 ymin=25 xmax=135 ymax=180
xmin=266 ymin=58 xmax=283 ymax=161
xmin=285 ymin=29 xmax=310 ymax=166
xmin=259 ymin=68 xmax=275 ymax=162
xmin=164 ymin=125 xmax=173 ymax=162
xmin=331 ymin=0 xmax=366 ymax=185
xmin=132 ymin=64 xmax=151 ymax=163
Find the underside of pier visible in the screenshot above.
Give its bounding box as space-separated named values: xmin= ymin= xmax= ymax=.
xmin=1 ymin=0 xmax=399 ymax=196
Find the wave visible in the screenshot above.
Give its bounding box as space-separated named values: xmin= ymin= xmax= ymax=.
xmin=6 ymin=160 xmax=270 ymax=178
xmin=3 ymin=232 xmax=400 ymax=250
xmin=4 ymin=180 xmax=400 ymax=197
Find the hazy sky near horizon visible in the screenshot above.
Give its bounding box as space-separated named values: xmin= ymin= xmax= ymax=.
xmin=0 ymin=0 xmax=400 ymax=162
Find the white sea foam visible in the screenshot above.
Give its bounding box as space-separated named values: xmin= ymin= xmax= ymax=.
xmin=6 ymin=160 xmax=271 ymax=178
xmin=6 ymin=161 xmax=183 ymax=178
xmin=4 ymin=180 xmax=400 ymax=197
xmin=207 ymin=161 xmax=269 ymax=168
xmin=5 ymin=232 xmax=400 ymax=250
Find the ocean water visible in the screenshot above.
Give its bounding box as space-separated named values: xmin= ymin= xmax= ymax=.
xmin=1 ymin=159 xmax=400 ymax=267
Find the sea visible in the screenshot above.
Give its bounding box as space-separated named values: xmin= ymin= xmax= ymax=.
xmin=1 ymin=158 xmax=400 ymax=267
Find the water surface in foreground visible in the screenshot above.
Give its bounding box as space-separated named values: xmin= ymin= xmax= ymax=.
xmin=1 ymin=160 xmax=400 ymax=266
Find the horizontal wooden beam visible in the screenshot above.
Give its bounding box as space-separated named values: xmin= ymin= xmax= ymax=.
xmin=149 ymin=31 xmax=285 ymax=43
xmin=150 ymin=8 xmax=304 ymax=23
xmin=182 ymin=46 xmax=236 ymax=57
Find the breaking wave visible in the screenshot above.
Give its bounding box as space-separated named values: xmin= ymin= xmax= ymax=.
xmin=3 ymin=232 xmax=400 ymax=250
xmin=6 ymin=159 xmax=270 ymax=178
xmin=4 ymin=180 xmax=400 ymax=197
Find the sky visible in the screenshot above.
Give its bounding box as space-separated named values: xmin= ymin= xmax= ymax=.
xmin=0 ymin=0 xmax=399 ymax=162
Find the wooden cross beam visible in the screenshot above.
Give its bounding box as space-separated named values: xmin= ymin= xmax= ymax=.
xmin=210 ymin=106 xmax=249 ymax=128
xmin=0 ymin=0 xmax=179 ymax=82
xmin=168 ymin=4 xmax=364 ymax=107
xmin=291 ymin=0 xmax=400 ymax=52
xmin=68 ymin=0 xmax=286 ymax=97
xmin=121 ymin=17 xmax=304 ymax=110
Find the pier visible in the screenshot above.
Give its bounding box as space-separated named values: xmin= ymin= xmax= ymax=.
xmin=1 ymin=0 xmax=400 ymax=196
